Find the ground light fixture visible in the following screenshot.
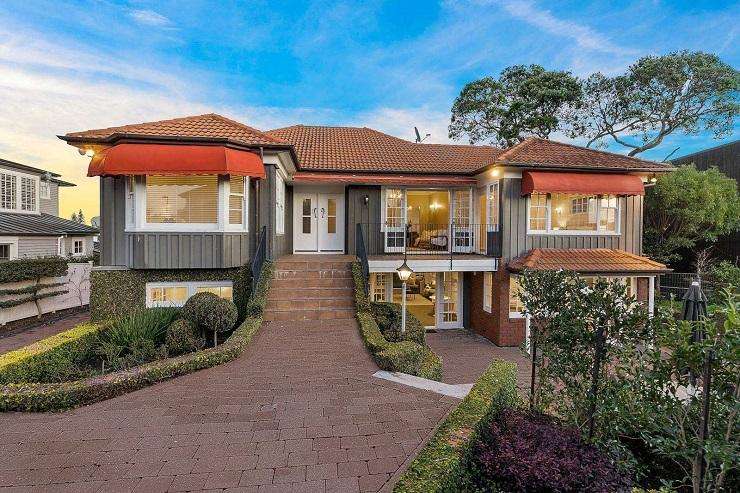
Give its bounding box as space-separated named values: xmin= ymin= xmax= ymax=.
xmin=397 ymin=256 xmax=413 ymax=334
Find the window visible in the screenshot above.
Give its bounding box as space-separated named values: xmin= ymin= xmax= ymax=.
xmin=384 ymin=188 xmax=405 ymax=249
xmin=20 ymin=177 xmax=37 ymax=211
xmin=370 ymin=273 xmax=388 ymax=302
xmin=1 ymin=173 xmax=17 ymax=210
xmin=229 ymin=175 xmax=247 ymax=227
xmin=146 ymin=281 xmax=234 ymax=307
xmin=483 ymin=272 xmax=493 ymax=313
xmin=73 ymin=240 xmax=84 ymax=255
xmin=275 ymin=172 xmax=285 ymax=235
xmin=488 ymin=182 xmax=499 ymax=230
xmin=40 ymin=180 xmax=51 ymax=200
xmin=0 ymin=244 xmax=9 ymax=262
xmin=125 ymin=176 xmax=136 ymax=228
xmin=528 ymin=193 xmax=619 ymax=233
xmin=509 ymin=275 xmax=524 ymax=316
xmin=145 ymin=175 xmax=218 ymax=224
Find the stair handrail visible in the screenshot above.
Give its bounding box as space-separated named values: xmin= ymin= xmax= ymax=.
xmin=251 ymin=226 xmax=268 ymax=292
xmin=355 ymin=223 xmax=370 ymax=297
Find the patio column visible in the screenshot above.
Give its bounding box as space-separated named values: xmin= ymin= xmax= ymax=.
xmin=648 ymin=276 xmax=655 ymax=316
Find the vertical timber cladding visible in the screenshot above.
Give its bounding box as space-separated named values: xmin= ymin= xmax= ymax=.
xmin=500 ymin=177 xmax=644 ymax=262
xmin=346 ymin=186 xmax=381 ymax=255
xmin=100 ymin=175 xmax=128 ymax=266
xmin=125 ymin=233 xmax=250 ymax=269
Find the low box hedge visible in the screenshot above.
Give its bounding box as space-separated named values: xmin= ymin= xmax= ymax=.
xmin=351 ymin=262 xmax=443 ymax=381
xmin=0 ymin=256 xmax=68 ymax=283
xmin=393 ymin=359 xmax=520 ymax=492
xmin=0 ymin=261 xmax=273 ymax=412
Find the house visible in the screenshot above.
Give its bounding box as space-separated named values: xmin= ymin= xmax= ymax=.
xmin=670 ymin=140 xmax=738 ymax=266
xmin=61 ymin=113 xmax=672 ymax=345
xmin=0 ymin=157 xmax=98 ymax=262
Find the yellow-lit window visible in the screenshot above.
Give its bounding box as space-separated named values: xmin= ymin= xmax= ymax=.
xmin=528 ymin=193 xmax=548 ymax=231
xmin=483 ymin=272 xmax=493 ymax=313
xmin=195 ymin=285 xmax=234 ymax=300
xmin=149 ymin=286 xmax=188 ymax=306
xmin=145 ymin=175 xmax=218 ymax=224
xmin=509 ymin=275 xmax=524 ymax=314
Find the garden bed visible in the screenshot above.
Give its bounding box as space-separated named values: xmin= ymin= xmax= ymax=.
xmin=351 ymin=262 xmax=442 ymax=380
xmin=0 ymin=262 xmax=273 ymax=412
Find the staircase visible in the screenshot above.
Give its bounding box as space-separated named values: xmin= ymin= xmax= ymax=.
xmin=265 ymin=256 xmax=356 ymax=322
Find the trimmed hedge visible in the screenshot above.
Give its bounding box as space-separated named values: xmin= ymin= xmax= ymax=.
xmin=0 ymin=256 xmax=68 ymax=283
xmin=393 ymin=360 xmax=520 ymax=492
xmin=351 ymin=262 xmax=443 ymax=381
xmin=89 ymin=265 xmax=251 ymax=322
xmin=370 ymin=302 xmax=426 ymax=345
xmin=0 ymin=261 xmax=273 ymax=412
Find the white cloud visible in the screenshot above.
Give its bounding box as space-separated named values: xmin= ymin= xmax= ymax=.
xmin=128 ymin=9 xmax=171 ymax=27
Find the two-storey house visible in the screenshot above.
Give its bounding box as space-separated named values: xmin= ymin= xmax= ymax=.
xmin=62 ymin=113 xmax=671 ymax=345
xmin=0 ymin=157 xmax=97 ymax=261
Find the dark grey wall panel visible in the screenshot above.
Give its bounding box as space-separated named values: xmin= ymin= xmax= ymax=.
xmin=125 ymin=232 xmax=250 ymax=269
xmin=346 ymin=186 xmax=381 ymax=255
xmin=100 ymin=176 xmax=128 ymax=266
xmin=502 ymin=178 xmax=643 ymax=262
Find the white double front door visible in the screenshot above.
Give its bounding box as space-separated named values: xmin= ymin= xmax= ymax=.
xmin=293 ymin=191 xmax=345 ymax=253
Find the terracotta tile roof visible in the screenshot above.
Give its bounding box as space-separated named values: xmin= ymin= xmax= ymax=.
xmin=508 ymin=248 xmax=670 ymax=274
xmin=266 ymin=125 xmax=503 ymax=173
xmin=497 ymin=137 xmax=669 ymax=171
xmin=62 ymin=114 xmax=286 ymax=147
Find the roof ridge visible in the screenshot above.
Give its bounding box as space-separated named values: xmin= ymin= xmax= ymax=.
xmin=207 ymin=114 xmax=285 ymax=143
xmin=496 ymin=137 xmax=537 ymax=161
xmin=525 ymin=137 xmax=661 ymax=165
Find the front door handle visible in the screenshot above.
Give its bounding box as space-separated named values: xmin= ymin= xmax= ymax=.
xmin=321 ymin=208 xmax=325 ymax=218
xmin=313 ymin=208 xmax=317 ymax=218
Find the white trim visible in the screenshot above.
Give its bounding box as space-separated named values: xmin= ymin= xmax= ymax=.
xmin=648 ymin=276 xmax=655 ymax=316
xmin=71 ymin=238 xmax=85 ymax=256
xmin=0 ymin=236 xmax=19 ymax=261
xmin=0 ymin=169 xmax=40 ymax=215
xmin=145 ymin=280 xmax=234 ymax=308
xmin=483 ymin=271 xmax=492 ymax=313
xmin=526 ymin=193 xmax=621 ymax=235
xmin=369 ymin=257 xmax=498 ymax=273
xmin=275 ymin=171 xmax=286 ymax=235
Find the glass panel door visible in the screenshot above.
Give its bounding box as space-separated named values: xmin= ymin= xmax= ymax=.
xmin=384 ymin=188 xmax=406 ymax=252
xmin=452 ymin=189 xmax=472 ymax=253
xmin=437 ymin=272 xmax=462 ymax=328
xmin=294 ymin=193 xmax=318 ymax=252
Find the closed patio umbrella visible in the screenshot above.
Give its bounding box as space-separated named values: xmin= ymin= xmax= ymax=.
xmin=682 ymin=280 xmax=708 ymax=342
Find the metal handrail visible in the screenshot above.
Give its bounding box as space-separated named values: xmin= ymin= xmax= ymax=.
xmin=251 ymin=226 xmax=267 ymax=292
xmin=355 ymin=223 xmax=370 ymax=296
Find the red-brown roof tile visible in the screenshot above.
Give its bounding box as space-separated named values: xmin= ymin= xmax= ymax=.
xmin=508 ymin=248 xmax=670 ymax=274
xmin=62 ymin=113 xmax=286 ymax=147
xmin=266 ymin=125 xmax=503 ymax=174
xmin=497 ymin=137 xmax=669 ymax=171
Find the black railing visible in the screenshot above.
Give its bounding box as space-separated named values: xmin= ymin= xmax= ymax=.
xmin=355 ymin=223 xmax=370 ymax=296
xmin=251 ymin=226 xmax=267 ymax=292
xmin=357 ymin=223 xmax=501 ymax=258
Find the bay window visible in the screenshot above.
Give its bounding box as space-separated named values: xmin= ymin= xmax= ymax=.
xmin=229 ymin=176 xmax=246 ymax=226
xmin=528 ymin=193 xmax=620 ymax=234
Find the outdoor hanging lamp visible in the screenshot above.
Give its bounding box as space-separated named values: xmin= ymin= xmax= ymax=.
xmin=397 ymin=250 xmax=414 ymax=334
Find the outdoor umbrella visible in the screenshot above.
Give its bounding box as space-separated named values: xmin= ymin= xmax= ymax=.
xmin=682 ymin=280 xmax=709 ymax=342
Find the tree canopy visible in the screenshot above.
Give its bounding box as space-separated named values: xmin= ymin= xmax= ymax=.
xmin=448 ymin=64 xmax=581 ymax=147
xmin=643 ymin=165 xmax=740 ymax=265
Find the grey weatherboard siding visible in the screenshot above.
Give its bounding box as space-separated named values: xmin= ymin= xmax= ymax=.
xmin=346 ymin=186 xmax=381 ymax=255
xmin=500 ymin=178 xmax=644 ymax=262
xmin=99 ymin=176 xmax=253 ymax=269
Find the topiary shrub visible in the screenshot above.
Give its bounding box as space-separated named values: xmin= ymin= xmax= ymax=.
xmin=461 ymin=408 xmax=628 ymax=493
xmin=370 ymin=302 xmax=426 ymax=345
xmin=0 ymin=256 xmax=68 ymax=283
xmin=165 ymin=319 xmax=205 ymax=356
xmin=181 ymin=292 xmax=238 ymax=346
xmin=376 ymin=341 xmax=426 ymax=374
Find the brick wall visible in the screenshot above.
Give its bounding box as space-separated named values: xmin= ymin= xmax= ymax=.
xmin=468 ymin=269 xmax=525 ymax=347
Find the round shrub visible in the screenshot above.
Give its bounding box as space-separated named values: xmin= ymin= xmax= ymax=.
xmin=181 ymin=292 xmax=238 ymax=345
xmin=370 ymin=302 xmax=426 ymax=345
xmin=165 ymin=319 xmax=204 ymax=356
xmin=463 ymin=408 xmax=628 ymax=492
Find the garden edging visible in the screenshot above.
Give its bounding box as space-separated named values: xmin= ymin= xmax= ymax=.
xmin=0 ymin=261 xmax=273 ymax=412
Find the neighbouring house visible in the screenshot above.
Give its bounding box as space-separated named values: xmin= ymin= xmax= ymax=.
xmin=61 ymin=113 xmax=672 ymax=346
xmin=670 ymin=140 xmax=738 ymax=266
xmin=0 ymin=157 xmax=98 ymax=262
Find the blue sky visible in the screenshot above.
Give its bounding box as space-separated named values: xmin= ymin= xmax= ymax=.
xmin=0 ymin=0 xmax=737 ymax=218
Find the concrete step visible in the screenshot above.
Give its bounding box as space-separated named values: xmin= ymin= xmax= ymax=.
xmin=275 ymin=260 xmax=352 ymax=271
xmin=274 ymin=269 xmax=352 ymax=280
xmin=263 ymin=307 xmax=356 ymax=322
xmin=266 ymin=298 xmax=355 ymax=311
xmin=268 ymin=288 xmax=354 ymax=301
xmin=271 ymin=278 xmax=354 ymax=289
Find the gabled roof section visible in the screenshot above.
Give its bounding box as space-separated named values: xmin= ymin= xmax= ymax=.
xmin=0 ymin=213 xmax=98 ymax=236
xmin=508 ymin=248 xmax=670 ymax=274
xmin=0 ymin=158 xmax=75 ymax=186
xmin=266 ymin=125 xmax=503 ymax=174
xmin=62 ymin=114 xmax=287 ymax=148
xmin=495 ymin=137 xmax=670 ymax=172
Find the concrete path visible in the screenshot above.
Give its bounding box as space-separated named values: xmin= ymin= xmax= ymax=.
xmin=0 ymin=259 xmax=455 ymax=493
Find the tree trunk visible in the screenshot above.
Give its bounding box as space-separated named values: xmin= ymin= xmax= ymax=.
xmin=214 ymin=330 xmax=218 ymax=347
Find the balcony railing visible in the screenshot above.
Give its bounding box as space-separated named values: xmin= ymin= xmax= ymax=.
xmin=357 ymin=223 xmax=502 ymax=257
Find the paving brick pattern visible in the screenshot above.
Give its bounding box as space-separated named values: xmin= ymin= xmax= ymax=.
xmin=0 ymin=310 xmax=91 ymax=355
xmin=0 ymin=258 xmax=455 ymax=492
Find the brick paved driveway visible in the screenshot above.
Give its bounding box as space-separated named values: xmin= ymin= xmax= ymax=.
xmin=0 ymin=310 xmax=91 ymax=355
xmin=0 ymin=318 xmax=455 ymax=492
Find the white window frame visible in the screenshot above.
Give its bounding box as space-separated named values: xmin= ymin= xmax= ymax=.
xmin=0 ymin=169 xmax=39 ymax=215
xmin=0 ymin=237 xmax=19 ymax=261
xmin=487 ymin=181 xmax=500 ymax=232
xmin=483 ymin=271 xmax=493 ymax=313
xmin=72 ymin=239 xmax=85 ymax=256
xmin=509 ymin=274 xmax=525 ymax=319
xmin=40 ymin=180 xmax=51 ymax=200
xmin=226 ymin=175 xmax=249 ymax=232
xmin=526 ymin=193 xmax=621 ymax=235
xmin=145 ymin=280 xmax=234 ymax=308
xmin=275 ymin=171 xmax=285 ymax=235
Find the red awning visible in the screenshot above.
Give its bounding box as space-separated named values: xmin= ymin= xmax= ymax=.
xmin=521 ymin=171 xmax=644 ymax=196
xmin=292 ymin=172 xmax=477 ymax=187
xmin=87 ymin=143 xmax=265 ymax=179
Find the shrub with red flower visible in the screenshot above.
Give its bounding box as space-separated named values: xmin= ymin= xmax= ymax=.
xmin=461 ymin=408 xmax=629 ymax=492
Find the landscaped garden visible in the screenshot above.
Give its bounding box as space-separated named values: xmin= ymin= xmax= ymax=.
xmin=351 ymin=262 xmax=442 ymax=380
xmin=0 ymin=261 xmax=274 ymax=412
xmin=396 ymin=270 xmax=738 ymax=493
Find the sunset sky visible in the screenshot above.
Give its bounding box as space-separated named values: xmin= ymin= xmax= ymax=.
xmin=1 ymin=0 xmax=737 ymax=222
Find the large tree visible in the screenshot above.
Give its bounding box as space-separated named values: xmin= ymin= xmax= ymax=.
xmin=568 ymin=51 xmax=739 ymax=156
xmin=644 ymin=165 xmax=740 ymax=265
xmin=448 ymin=64 xmax=581 ymax=147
